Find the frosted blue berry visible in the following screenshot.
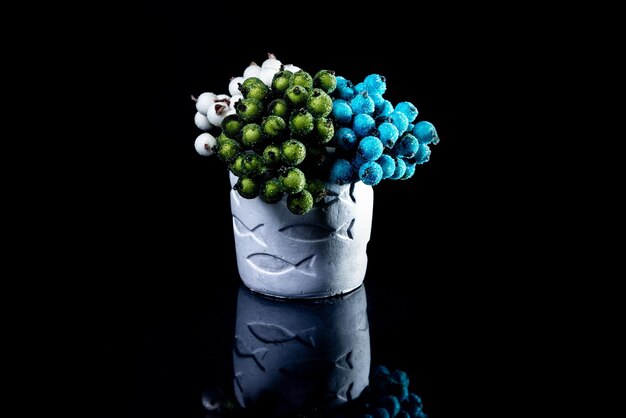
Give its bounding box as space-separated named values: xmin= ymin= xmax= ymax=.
xmin=353 ymin=114 xmax=376 ymax=137
xmin=372 ymin=407 xmax=390 ymax=418
xmin=389 ymin=158 xmax=406 ymax=180
xmin=380 ymin=395 xmax=401 ymax=418
xmin=412 ymin=121 xmax=440 ymax=145
xmin=332 ymin=99 xmax=353 ymax=125
xmin=335 ymin=127 xmax=358 ymax=151
xmin=370 ymin=92 xmax=385 ymax=112
xmin=355 ymin=82 xmax=367 ymax=93
xmin=377 ymin=122 xmax=399 ymax=148
xmin=394 ymin=134 xmax=419 ymax=158
xmin=350 ymin=91 xmax=375 ymax=115
xmin=359 ymin=161 xmax=383 ymax=186
xmin=414 ymin=143 xmax=431 ymax=164
xmin=329 ymin=158 xmax=354 ymax=185
xmin=395 ymin=101 xmax=419 ymax=123
xmin=377 ymin=100 xmax=394 ymax=117
xmin=377 ymin=154 xmax=396 ymax=179
xmin=335 ymin=76 xmax=356 ymax=100
xmin=389 ymin=111 xmax=409 ymax=135
xmin=358 ymin=136 xmax=384 ymax=161
xmin=364 ymin=74 xmax=387 ymax=95
xmin=407 ymin=123 xmax=415 ymax=132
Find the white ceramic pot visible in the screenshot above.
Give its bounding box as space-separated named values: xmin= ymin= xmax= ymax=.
xmin=229 ymin=173 xmax=374 ymax=298
xmin=233 ymin=284 xmax=370 ymax=416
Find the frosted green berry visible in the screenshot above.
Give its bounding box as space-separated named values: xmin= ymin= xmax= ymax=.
xmin=259 ymin=178 xmax=284 ymax=204
xmin=279 ymin=167 xmax=306 ymax=194
xmin=306 ymin=88 xmax=333 ymax=118
xmin=235 ymin=98 xmax=263 ymax=123
xmin=313 ymin=117 xmax=334 ymax=144
xmin=262 ymin=115 xmax=286 ymax=139
xmin=215 ymin=137 xmax=241 ymax=163
xmin=287 ymin=190 xmax=314 ymax=215
xmin=284 ymin=85 xmax=309 ymax=107
xmin=267 ymin=99 xmax=290 ymax=118
xmin=271 ymin=70 xmax=293 ymax=95
xmin=313 ymin=69 xmax=336 ymax=94
xmin=263 ymin=143 xmax=282 ymax=166
xmin=289 ymin=109 xmax=314 ymax=137
xmin=289 ymin=70 xmax=313 ymax=89
xmin=281 ymin=139 xmax=306 ymax=166
xmin=229 ymin=153 xmax=246 ymax=177
xmin=234 ymin=176 xmax=259 ymax=199
xmin=240 ymin=152 xmax=267 ymax=177
xmin=221 ymin=114 xmax=243 ymax=139
xmin=306 ymin=178 xmax=327 ymax=203
xmin=241 ymin=123 xmax=263 ymax=148
xmin=239 ymin=77 xmax=269 ymax=101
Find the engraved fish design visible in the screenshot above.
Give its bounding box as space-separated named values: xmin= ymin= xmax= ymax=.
xmin=233 ymin=372 xmax=246 ymax=407
xmin=246 ymin=253 xmax=316 ymax=276
xmin=232 ymin=216 xmax=266 ymax=247
xmin=248 ymin=323 xmax=317 ymax=348
xmin=234 ymin=336 xmax=268 ymax=371
xmin=278 ymin=218 xmax=355 ymax=242
xmin=322 ymin=183 xmax=357 ymax=208
xmin=335 ymin=351 xmax=353 ymax=370
xmin=335 ymin=381 xmax=354 ymax=401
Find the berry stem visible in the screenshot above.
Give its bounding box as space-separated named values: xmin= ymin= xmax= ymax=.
xmin=191 ymin=95 xmax=197 ymax=102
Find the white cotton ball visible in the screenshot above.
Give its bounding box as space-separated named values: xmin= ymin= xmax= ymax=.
xmin=225 ymin=108 xmax=237 ymax=117
xmin=283 ymin=64 xmax=301 ymax=73
xmin=229 ymin=77 xmax=244 ymax=96
xmin=194 ymin=111 xmax=213 ymax=131
xmin=194 ymin=133 xmax=217 ymax=156
xmin=216 ymin=93 xmax=230 ymax=102
xmin=243 ymin=62 xmax=261 ymax=79
xmin=258 ymin=68 xmax=278 ymax=87
xmin=195 ymin=92 xmax=217 ymax=115
xmin=207 ymin=102 xmax=230 ymax=126
xmin=261 ymin=54 xmax=282 ymax=71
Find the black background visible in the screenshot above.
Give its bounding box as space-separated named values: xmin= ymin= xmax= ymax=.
xmin=83 ymin=3 xmax=521 ymax=417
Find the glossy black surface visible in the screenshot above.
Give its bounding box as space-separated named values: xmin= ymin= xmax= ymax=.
xmin=119 ymin=3 xmax=509 ymax=417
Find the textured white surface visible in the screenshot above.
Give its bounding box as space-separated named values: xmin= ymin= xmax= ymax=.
xmin=229 ymin=173 xmax=373 ymax=298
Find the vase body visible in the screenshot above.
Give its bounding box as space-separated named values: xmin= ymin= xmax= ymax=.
xmin=229 ymin=173 xmax=374 ymax=298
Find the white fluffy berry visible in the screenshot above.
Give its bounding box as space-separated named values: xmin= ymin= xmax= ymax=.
xmin=259 ymin=68 xmax=278 ymax=87
xmin=243 ymin=62 xmax=261 ymax=79
xmin=261 ymin=53 xmax=282 ymax=71
xmin=229 ymin=77 xmax=244 ymax=96
xmin=283 ymin=64 xmax=301 ymax=73
xmin=194 ymin=111 xmax=213 ymax=131
xmin=230 ymin=94 xmax=243 ymax=108
xmin=194 ymin=133 xmax=217 ymax=156
xmin=207 ymin=102 xmax=230 ymax=126
xmin=195 ymin=92 xmax=217 ymax=115
xmin=216 ymin=94 xmax=230 ymax=102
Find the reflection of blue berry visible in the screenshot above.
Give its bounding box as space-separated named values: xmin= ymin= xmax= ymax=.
xmin=329 ymin=158 xmax=354 ymax=185
xmin=364 ymin=74 xmax=387 ymax=95
xmin=359 ymin=161 xmax=383 ymax=186
xmin=358 ymin=136 xmax=384 ymax=161
xmin=389 ymin=111 xmax=409 ymax=135
xmin=353 ymin=114 xmax=376 ymax=137
xmin=332 ymin=99 xmax=353 ymax=125
xmin=394 ymin=134 xmax=419 ymax=158
xmin=377 ymin=122 xmax=399 ymax=148
xmin=380 ymin=395 xmax=401 ymax=417
xmin=335 ymin=127 xmax=358 ymax=151
xmin=373 ymin=407 xmax=391 ymax=418
xmin=414 ymin=143 xmax=431 ymax=164
xmin=377 ymin=154 xmax=396 ymax=179
xmin=395 ymin=101 xmax=419 ymax=123
xmin=397 ymin=411 xmax=410 ymax=418
xmin=390 ymin=158 xmax=406 ymax=180
xmin=350 ymin=91 xmax=375 ymax=115
xmin=412 ymin=121 xmax=439 ymax=145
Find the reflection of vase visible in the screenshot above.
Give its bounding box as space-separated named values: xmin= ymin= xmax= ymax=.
xmin=229 ymin=173 xmax=374 ymax=298
xmin=232 ymin=284 xmax=371 ymax=417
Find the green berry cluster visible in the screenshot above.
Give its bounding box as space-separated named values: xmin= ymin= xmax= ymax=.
xmin=213 ymin=68 xmax=337 ymax=215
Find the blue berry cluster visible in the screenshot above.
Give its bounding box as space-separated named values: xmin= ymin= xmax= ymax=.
xmin=328 ymin=74 xmax=439 ymax=186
